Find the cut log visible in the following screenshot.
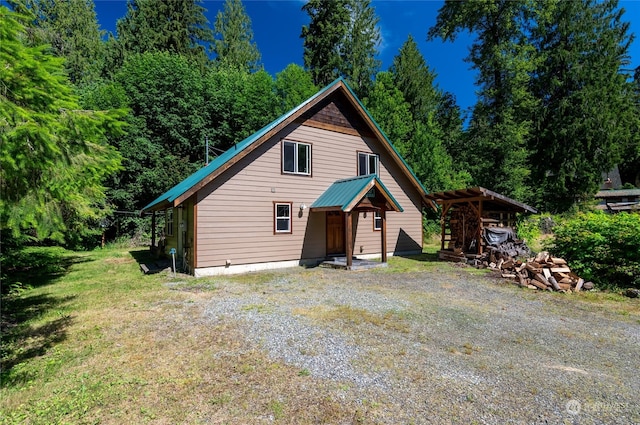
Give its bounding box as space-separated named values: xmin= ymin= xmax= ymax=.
xmin=574 ymin=278 xmax=584 ymax=292
xmin=517 ymin=272 xmax=527 ymax=287
xmin=502 ymin=259 xmax=514 ymax=270
xmin=527 ymin=284 xmax=538 ymax=290
xmin=550 ymin=267 xmax=571 ymax=274
xmin=501 ymin=273 xmax=517 ymax=279
xmin=558 ymin=277 xmax=573 ymax=285
xmin=558 ymin=283 xmax=572 ymax=291
xmin=535 ymin=251 xmax=549 ymax=263
xmin=525 ymin=263 xmax=542 ymax=274
xmin=551 ymin=257 xmax=567 ymax=265
xmin=543 ymin=268 xmax=552 ymax=279
xmin=530 ymin=278 xmax=549 ymax=290
xmin=534 ymin=273 xmax=551 ymax=287
xmin=548 ymin=275 xmax=561 ymax=291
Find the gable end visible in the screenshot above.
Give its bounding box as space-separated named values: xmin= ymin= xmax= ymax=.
xmin=299 ymin=93 xmax=374 ymax=138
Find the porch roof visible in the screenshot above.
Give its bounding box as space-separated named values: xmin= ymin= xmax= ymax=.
xmin=310 ymin=174 xmax=403 ymax=213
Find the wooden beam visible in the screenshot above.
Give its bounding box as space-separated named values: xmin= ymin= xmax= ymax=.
xmin=303 ymin=119 xmax=362 ymax=137
xmin=151 ymin=211 xmax=156 ymax=248
xmin=345 ymin=212 xmax=353 ymax=269
xmin=440 ymin=203 xmax=449 ymax=251
xmin=477 ymin=200 xmax=483 ymax=255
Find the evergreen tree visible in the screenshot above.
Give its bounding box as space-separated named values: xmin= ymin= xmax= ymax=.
xmin=0 ymin=7 xmax=124 ymax=241
xmin=8 ymin=0 xmax=105 ymax=85
xmin=341 ymin=0 xmax=381 ymax=97
xmin=390 ymin=35 xmax=469 ymax=190
xmin=530 ymin=0 xmax=638 ymax=210
xmin=429 ymin=0 xmax=537 ymax=202
xmin=301 ymin=0 xmax=349 ymax=87
xmin=365 ymin=72 xmax=468 ymax=192
xmin=112 ymin=0 xmax=213 ymax=67
xmin=391 ymin=35 xmax=440 ymax=123
xmin=212 ymin=0 xmax=261 ymax=72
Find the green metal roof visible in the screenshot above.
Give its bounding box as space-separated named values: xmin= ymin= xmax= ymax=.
xmin=310 ymin=174 xmax=403 ymax=212
xmin=142 ymin=78 xmax=427 ymax=213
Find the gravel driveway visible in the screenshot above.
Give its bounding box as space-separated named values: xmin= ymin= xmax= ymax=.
xmin=200 ymin=263 xmax=640 ymax=424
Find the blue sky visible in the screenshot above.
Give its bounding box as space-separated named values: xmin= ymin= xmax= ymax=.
xmin=93 ymin=0 xmax=640 ymax=116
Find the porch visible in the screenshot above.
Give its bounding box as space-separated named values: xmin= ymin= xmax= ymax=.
xmin=310 ymin=174 xmax=403 ymax=270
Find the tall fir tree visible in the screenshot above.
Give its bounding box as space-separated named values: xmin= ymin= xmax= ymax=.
xmin=365 ymin=72 xmax=468 ymax=193
xmin=301 ymin=0 xmax=349 ymax=87
xmin=1 ymin=7 xmax=124 ymax=242
xmin=341 ymin=0 xmax=381 ymax=97
xmin=391 ymin=35 xmax=440 ymax=123
xmin=529 ymin=0 xmax=638 ymax=210
xmin=111 ymin=0 xmax=213 ymax=68
xmin=390 ymin=35 xmax=469 ymax=191
xmin=8 ymin=0 xmax=105 ymax=86
xmin=429 ymin=0 xmax=537 ymax=202
xmin=212 ymin=0 xmax=261 ymax=72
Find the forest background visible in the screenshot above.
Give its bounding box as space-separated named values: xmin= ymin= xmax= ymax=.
xmin=1 ymin=0 xmax=640 ymax=252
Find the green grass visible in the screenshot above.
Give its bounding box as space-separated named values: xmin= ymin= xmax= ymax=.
xmin=0 ymin=246 xmax=371 ymax=424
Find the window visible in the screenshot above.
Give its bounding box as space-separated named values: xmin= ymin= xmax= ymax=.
xmin=274 ymin=202 xmax=292 ymax=233
xmin=374 ymin=211 xmax=382 ymax=231
xmin=282 ymin=141 xmax=311 ymax=175
xmin=358 ymin=152 xmax=378 ymax=176
xmin=166 ymin=208 xmax=174 ymax=236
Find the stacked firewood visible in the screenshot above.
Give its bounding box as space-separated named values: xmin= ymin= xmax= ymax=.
xmin=490 ymin=251 xmax=594 ymax=292
xmin=449 ymin=205 xmax=479 ymax=251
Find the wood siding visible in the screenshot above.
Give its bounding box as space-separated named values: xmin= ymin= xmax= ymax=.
xmin=195 ymin=115 xmax=423 ymax=268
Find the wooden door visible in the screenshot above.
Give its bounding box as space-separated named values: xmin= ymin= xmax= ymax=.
xmin=326 ymin=211 xmax=345 ymax=255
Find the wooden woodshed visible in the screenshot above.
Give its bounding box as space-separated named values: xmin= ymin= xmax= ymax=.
xmin=425 ymin=187 xmax=537 ymax=261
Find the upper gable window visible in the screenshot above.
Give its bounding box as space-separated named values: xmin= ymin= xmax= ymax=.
xmin=282 ymin=140 xmax=311 ymax=175
xmin=358 ymin=152 xmax=378 ymax=176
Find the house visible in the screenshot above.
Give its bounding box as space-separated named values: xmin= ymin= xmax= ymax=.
xmin=141 ymin=79 xmax=430 ymax=276
xmin=594 ymin=188 xmax=640 ymax=213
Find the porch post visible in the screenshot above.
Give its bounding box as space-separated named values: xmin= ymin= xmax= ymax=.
xmin=345 ymin=211 xmax=353 ymax=269
xmin=151 ymin=211 xmax=156 ymax=248
xmin=477 ymin=200 xmax=483 ymax=255
xmin=381 ymin=209 xmax=387 ymax=263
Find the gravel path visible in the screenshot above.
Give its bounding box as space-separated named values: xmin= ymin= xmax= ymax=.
xmin=200 ymin=265 xmax=640 ymax=424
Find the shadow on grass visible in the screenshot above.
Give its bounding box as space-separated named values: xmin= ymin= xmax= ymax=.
xmin=128 ymin=249 xmax=171 ymax=274
xmin=398 ymin=251 xmax=440 ymax=263
xmin=2 ymin=247 xmax=91 ymax=292
xmin=1 ymin=247 xmax=82 ymax=387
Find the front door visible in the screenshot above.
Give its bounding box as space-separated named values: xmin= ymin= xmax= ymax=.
xmin=326 ymin=211 xmax=345 ymax=256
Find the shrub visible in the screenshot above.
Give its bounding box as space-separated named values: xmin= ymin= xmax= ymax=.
xmin=548 ymin=212 xmax=640 ymax=289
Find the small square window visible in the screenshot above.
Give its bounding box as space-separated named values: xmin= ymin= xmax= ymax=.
xmin=374 ymin=211 xmax=382 ymax=231
xmin=274 ymin=202 xmax=292 ymax=233
xmin=358 ymin=152 xmax=378 ymax=176
xmin=283 ymin=141 xmax=311 ymax=175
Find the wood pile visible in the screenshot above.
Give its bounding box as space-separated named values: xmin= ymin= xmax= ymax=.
xmin=490 ymin=251 xmax=594 ymax=292
xmin=449 ymin=205 xmax=479 ymax=251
